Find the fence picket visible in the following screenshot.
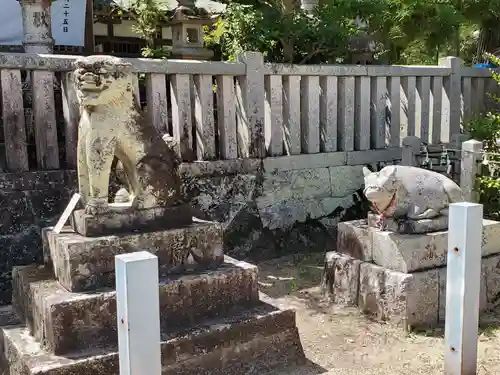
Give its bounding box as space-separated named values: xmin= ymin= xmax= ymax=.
xmin=282 ymin=75 xmax=301 ymax=155
xmin=1 ymin=69 xmax=29 ymax=172
xmin=216 ymin=75 xmax=237 ymax=159
xmin=145 ymin=73 xmax=168 ymax=135
xmin=32 ymin=71 xmax=59 ymax=169
xmin=300 ymin=76 xmax=321 ymax=154
xmin=194 ymin=74 xmax=216 ymax=160
xmin=338 ymin=76 xmax=355 ymax=151
xmin=355 ymin=76 xmax=370 ymax=150
xmin=264 ymin=75 xmax=284 ymax=156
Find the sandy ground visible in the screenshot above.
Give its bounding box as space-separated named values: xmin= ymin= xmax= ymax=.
xmin=255 ymin=253 xmax=500 ymax=375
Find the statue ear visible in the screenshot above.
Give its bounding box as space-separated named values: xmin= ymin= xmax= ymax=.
xmin=362 ymin=166 xmax=372 ymax=177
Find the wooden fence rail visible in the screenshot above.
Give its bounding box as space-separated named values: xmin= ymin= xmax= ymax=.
xmin=0 ymin=52 xmax=498 ymax=172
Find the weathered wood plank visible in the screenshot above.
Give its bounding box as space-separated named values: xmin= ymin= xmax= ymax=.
xmin=145 ymin=73 xmax=168 ymax=135
xmin=471 ymin=77 xmax=485 ymax=115
xmin=61 ymin=72 xmax=79 ymax=169
xmin=338 ymin=76 xmax=355 ymax=151
xmin=282 ymin=75 xmax=301 ymax=155
xmin=401 ymin=76 xmax=416 ymax=138
xmin=1 ymin=69 xmax=29 ymax=171
xmin=235 ymin=52 xmax=265 ymax=158
xmin=264 ymin=75 xmax=284 ymax=156
xmin=300 ymin=76 xmax=321 ymax=154
xmin=354 ymin=76 xmax=370 ymax=150
xmin=32 ymin=71 xmax=59 ymax=169
xmin=416 ymin=76 xmax=431 ymax=143
xmin=431 ymin=76 xmax=443 ymax=144
xmin=193 ymin=74 xmax=216 ymax=160
xmin=370 ymin=76 xmax=387 ymax=149
xmin=216 ymin=75 xmax=237 ymax=159
xmin=132 ymin=73 xmax=140 ymax=106
xmin=388 ymin=76 xmax=401 ymax=147
xmin=319 ymin=76 xmax=337 ymax=152
xmin=170 ymin=74 xmax=193 ymax=160
xmin=461 ymin=77 xmax=472 ymax=124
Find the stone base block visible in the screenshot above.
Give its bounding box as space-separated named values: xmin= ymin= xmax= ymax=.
xmin=70 ymin=204 xmax=194 ymax=237
xmin=322 ymin=252 xmax=361 ymax=305
xmin=42 ymin=222 xmax=223 ymax=292
xmin=367 ymin=212 xmax=448 ymax=234
xmin=336 ymin=220 xmax=372 ymax=261
xmin=358 ymin=263 xmax=439 ymax=328
xmin=323 ymin=251 xmax=500 ymax=329
xmin=338 ymin=218 xmax=500 ymax=273
xmin=1 ymin=302 xmax=305 ymax=375
xmin=12 ymin=257 xmax=258 ymax=355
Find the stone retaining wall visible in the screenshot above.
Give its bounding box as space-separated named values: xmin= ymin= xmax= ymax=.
xmin=0 ymin=147 xmax=401 ymax=304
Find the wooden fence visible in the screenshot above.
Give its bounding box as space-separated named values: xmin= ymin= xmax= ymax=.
xmin=0 ymin=52 xmax=498 ymax=173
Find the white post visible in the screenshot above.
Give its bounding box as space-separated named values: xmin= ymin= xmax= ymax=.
xmin=444 ymin=202 xmax=483 ymax=375
xmin=115 ymin=251 xmax=161 ymax=375
xmin=460 ymin=139 xmax=483 ymax=203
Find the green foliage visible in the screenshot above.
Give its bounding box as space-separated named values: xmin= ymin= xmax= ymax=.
xmin=205 ymin=0 xmax=367 ymax=63
xmin=112 ymin=0 xmax=170 ymax=59
xmin=463 ymin=54 xmax=500 ymax=219
xmin=206 ymin=0 xmax=500 ymax=64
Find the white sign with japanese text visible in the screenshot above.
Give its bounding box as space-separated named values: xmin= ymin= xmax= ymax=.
xmin=0 ymin=0 xmax=87 ymax=46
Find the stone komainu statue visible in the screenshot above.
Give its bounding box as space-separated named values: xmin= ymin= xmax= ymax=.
xmin=362 ymin=165 xmax=464 ymax=232
xmin=74 ymin=55 xmax=182 ymax=214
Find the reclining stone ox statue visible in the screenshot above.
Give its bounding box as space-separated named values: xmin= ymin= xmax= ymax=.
xmin=362 ymin=165 xmax=464 ymax=233
xmin=73 ymin=55 xmax=182 ymax=215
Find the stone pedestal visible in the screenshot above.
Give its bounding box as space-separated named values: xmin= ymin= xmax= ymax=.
xmin=323 ymin=218 xmax=500 ymax=329
xmin=19 ymin=0 xmax=54 ymax=53
xmin=0 ymin=212 xmax=304 ymax=374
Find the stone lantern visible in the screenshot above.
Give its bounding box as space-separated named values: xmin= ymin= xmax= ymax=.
xmin=170 ymin=0 xmax=214 ymax=60
xmin=301 ymin=0 xmax=318 ymax=13
xmin=18 ymin=0 xmax=54 ymax=53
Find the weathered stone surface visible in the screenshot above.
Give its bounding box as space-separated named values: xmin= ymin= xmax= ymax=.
xmin=45 ymin=222 xmax=223 ymax=292
xmin=368 ymin=212 xmax=449 ymax=234
xmin=482 ymin=219 xmax=500 ymax=257
xmin=406 ymin=270 xmax=439 ymax=327
xmin=12 ymin=257 xmax=259 ymax=355
xmin=371 ymin=219 xmax=500 ymax=273
xmin=257 ymin=168 xmax=332 ymax=209
xmin=482 ymin=254 xmax=500 ymax=309
xmin=71 ymin=204 xmax=194 ymax=237
xmin=0 ymin=154 xmax=379 ymax=306
xmin=329 ymin=165 xmax=364 ymax=197
xmin=358 ymin=262 xmax=439 ymax=328
xmin=1 ymin=302 xmax=304 ymax=375
xmin=258 ymin=196 xmax=353 ymax=230
xmin=322 ymin=252 xmax=360 ymax=305
xmin=337 ymin=220 xmax=372 ymax=261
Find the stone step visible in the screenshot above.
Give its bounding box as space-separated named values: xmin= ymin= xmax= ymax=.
xmin=12 ymin=257 xmax=259 ymax=355
xmin=41 ymin=221 xmax=223 ymax=292
xmin=1 ymin=301 xmax=305 ymax=375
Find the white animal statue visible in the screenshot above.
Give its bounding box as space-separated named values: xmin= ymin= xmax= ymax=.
xmin=362 ymin=165 xmax=464 ymax=232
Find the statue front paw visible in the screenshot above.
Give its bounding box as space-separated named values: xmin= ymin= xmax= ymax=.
xmin=85 ymin=199 xmax=110 ymax=215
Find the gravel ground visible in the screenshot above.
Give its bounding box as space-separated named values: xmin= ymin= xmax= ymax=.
xmin=256 ymin=253 xmax=500 ymax=375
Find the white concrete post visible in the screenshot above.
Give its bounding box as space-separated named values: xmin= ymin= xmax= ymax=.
xmin=115 ymin=252 xmax=161 ymax=375
xmin=18 ymin=0 xmax=54 ymax=53
xmin=444 ymin=202 xmax=483 ymax=375
xmin=460 ymin=139 xmax=483 ymax=203
xmin=401 ymin=135 xmax=421 ymax=166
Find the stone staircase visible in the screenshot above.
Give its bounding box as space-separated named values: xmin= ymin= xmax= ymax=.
xmin=0 ymin=214 xmax=305 ymax=375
